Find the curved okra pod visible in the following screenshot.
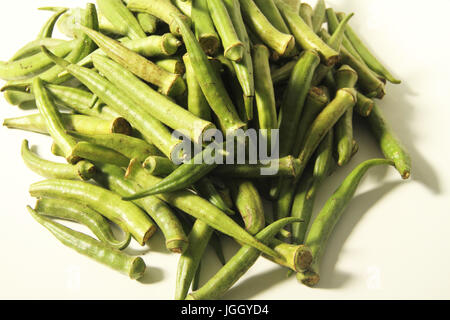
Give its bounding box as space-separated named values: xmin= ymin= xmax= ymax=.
xmin=35 ymin=198 xmax=131 ymax=250
xmin=9 ymin=39 xmax=68 ymax=62
xmin=299 ymin=3 xmax=314 ymax=29
xmin=32 ymin=78 xmax=79 ymax=164
xmin=208 ymin=0 xmax=244 ymax=62
xmin=41 ymin=47 xmax=182 ymax=160
xmin=136 ymin=13 xmax=158 ymax=34
xmin=125 ymin=159 xmax=279 ymax=259
xmin=194 ymin=177 xmax=235 ymax=216
xmin=224 ymin=0 xmax=255 ymax=121
xmin=70 ymin=132 xmax=161 ymax=162
xmin=37 ymin=8 xmax=68 ymax=39
xmin=93 ymin=163 xmax=188 ymax=253
xmin=366 ymin=104 xmax=412 ymax=179
xmin=264 ymin=239 xmax=313 ymax=272
xmin=311 ymin=0 xmax=326 ymax=34
xmin=143 ymin=156 xmax=178 ymax=177
xmin=72 ymin=141 xmax=131 ymax=168
xmin=3 ymin=113 xmax=132 ymax=136
xmin=275 ymin=0 xmax=339 ymax=66
xmin=175 ymin=219 xmax=214 ymax=300
xmin=174 ymin=14 xmax=245 ymax=133
xmin=238 ymin=0 xmax=295 ymax=56
xmin=3 ymin=90 xmax=34 ymax=106
xmin=187 ymin=218 xmax=309 ymax=300
xmin=336 ymin=12 xmax=401 ymax=84
xmin=29 ymin=179 xmax=156 ymax=246
xmin=335 ymin=65 xmax=358 ymax=167
xmin=252 ymin=45 xmax=277 ymax=145
xmin=192 ymin=0 xmax=220 ymax=55
xmin=228 ymin=179 xmax=265 ymax=235
xmin=97 ymin=0 xmax=146 ymax=40
xmin=21 ymin=140 xmax=94 ymax=181
xmin=297 ymin=159 xmax=395 ymax=287
xmin=214 ymin=156 xmax=301 ymax=178
xmin=27 ymin=207 xmax=145 ymax=279
xmin=125 ymin=0 xmax=191 ymax=36
xmin=92 ymin=54 xmax=213 ymax=145
xmin=183 ymin=54 xmax=212 ymax=122
xmin=78 ymin=26 xmax=185 ymax=97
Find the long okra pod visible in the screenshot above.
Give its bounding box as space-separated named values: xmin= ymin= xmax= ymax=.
xmin=41 ymin=47 xmax=182 ymax=160
xmin=299 ymin=3 xmax=313 ymax=29
xmin=291 ymin=170 xmax=315 ymax=245
xmin=92 ymin=54 xmax=213 ymax=144
xmin=71 ymin=141 xmax=131 ymax=168
xmin=29 ymin=179 xmax=156 ymax=246
xmin=275 ymin=0 xmax=339 ymax=66
xmin=93 ymin=163 xmax=188 ymax=253
xmin=298 ymin=159 xmax=395 ymax=287
xmin=194 ymin=177 xmax=235 ymax=216
xmin=97 ymin=0 xmax=146 ymax=40
xmin=336 ymin=12 xmax=401 ymax=84
xmin=125 ymin=159 xmax=279 ymax=259
xmin=192 ymin=0 xmax=220 ymax=55
xmin=35 ymin=198 xmax=131 ymax=250
xmin=21 ymin=140 xmax=94 ymax=181
xmin=9 ymin=38 xmax=68 ymax=62
xmin=174 ymin=15 xmax=245 ymax=133
xmin=27 ymin=207 xmax=145 ymax=279
xmin=238 ymin=0 xmax=295 ymax=56
xmin=366 ymin=104 xmax=412 ymax=179
xmin=36 ymin=8 xmax=68 ymax=39
xmin=187 ymin=218 xmax=309 ymax=300
xmin=311 ymin=0 xmax=326 ymax=34
xmin=253 ymin=0 xmax=291 ymax=34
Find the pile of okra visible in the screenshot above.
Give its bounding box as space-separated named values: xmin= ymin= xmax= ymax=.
xmin=1 ymin=0 xmax=411 ymax=299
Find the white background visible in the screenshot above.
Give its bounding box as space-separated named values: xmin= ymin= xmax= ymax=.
xmin=1 ymin=0 xmax=450 ymax=300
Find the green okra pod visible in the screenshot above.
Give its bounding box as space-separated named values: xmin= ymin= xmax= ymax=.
xmin=3 ymin=113 xmax=132 ymax=136
xmin=32 ymin=77 xmax=79 ymax=164
xmin=355 ymin=92 xmax=374 ymax=117
xmin=71 ymin=141 xmax=131 ymax=168
xmin=336 ymin=12 xmax=401 ymax=84
xmin=155 ymin=58 xmax=185 ymax=74
xmin=253 ymin=0 xmax=291 ymax=34
xmin=125 ymin=0 xmax=191 ymax=36
xmin=27 ymin=207 xmax=145 ymax=279
xmin=311 ymin=0 xmax=326 ymax=34
xmin=194 ymin=177 xmax=235 ymax=216
xmin=79 ymin=26 xmax=185 ymax=97
xmin=29 ymin=179 xmax=156 ymax=246
xmin=174 ymin=14 xmax=245 ymax=133
xmin=35 ymin=198 xmax=131 ymax=250
xmin=270 ymin=59 xmax=298 ymax=85
xmin=192 ymin=0 xmax=220 ymax=55
xmin=275 ymin=0 xmax=339 ymax=66
xmin=187 ymin=218 xmax=309 ymax=300
xmin=238 ymin=0 xmax=295 ymax=56
xmin=3 ymin=90 xmax=34 ymax=106
xmin=9 ymin=38 xmax=69 ymax=62
xmin=93 ymin=163 xmax=188 ymax=253
xmin=208 ymin=0 xmax=244 ymax=62
xmin=92 ymin=54 xmax=212 ymax=144
xmin=125 ymin=159 xmax=279 ymax=259
xmin=299 ymin=3 xmax=314 ymax=29
xmin=279 ymin=0 xmax=300 ymax=12
xmin=143 ymin=156 xmax=178 ymax=177
xmin=366 ymin=104 xmax=412 ymax=179
xmin=298 ymin=159 xmax=395 ymax=287
xmin=97 ymin=0 xmax=146 ymax=40
xmin=21 ymin=140 xmax=94 ymax=181
xmin=264 ymin=238 xmax=313 ymax=272
xmin=37 ymin=8 xmax=68 ymax=39
xmin=291 ymin=169 xmax=315 ymax=245
xmin=173 ymin=0 xmax=192 ymax=17
xmin=136 ymin=13 xmax=158 ymax=34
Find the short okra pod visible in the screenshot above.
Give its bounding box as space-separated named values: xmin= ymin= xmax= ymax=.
xmin=32 ymin=77 xmax=79 ymax=164
xmin=228 ymin=179 xmax=265 ymax=235
xmin=155 ymin=58 xmax=185 ymax=74
xmin=136 ymin=13 xmax=158 ymax=34
xmin=275 ymin=0 xmax=339 ymax=66
xmin=21 ymin=140 xmax=94 ymax=181
xmin=183 ymin=54 xmax=212 ymax=122
xmin=125 ymin=159 xmax=279 ymax=259
xmin=27 ymin=207 xmax=145 ymax=279
xmin=298 ymin=159 xmax=395 ymax=287
xmin=41 ymin=47 xmax=182 ymax=160
xmin=36 ymin=8 xmax=68 ymax=39
xmin=92 ymin=54 xmax=212 ymax=145
xmin=174 ymin=15 xmax=245 ymax=133
xmin=35 ymin=198 xmax=131 ymax=250
xmin=299 ymin=3 xmax=314 ymax=29
xmin=253 ymin=44 xmax=277 ymax=146
xmin=97 ymin=0 xmax=146 ymax=40
xmin=336 ymin=12 xmax=401 ymax=84
xmin=29 ymin=179 xmax=156 ymax=246
xmin=143 ymin=156 xmax=178 ymax=177
xmin=72 ymin=141 xmax=131 ymax=168
xmin=264 ymin=239 xmax=313 ymax=272
xmin=125 ymin=0 xmax=191 ymax=36
xmin=311 ymin=0 xmax=326 ymax=34
xmin=175 ymin=219 xmax=214 ymax=300
xmin=208 ymin=0 xmax=244 ymax=62
xmin=187 ymin=218 xmax=305 ymax=300
xmin=79 ymin=26 xmax=185 ymax=97
xmin=93 ymin=163 xmax=188 ymax=254
xmin=366 ymin=104 xmax=412 ymax=179
xmin=3 ymin=113 xmax=132 ymax=136
xmin=194 ymin=177 xmax=235 ymax=216
xmin=191 ymin=0 xmax=220 ymax=55
xmin=355 ymin=92 xmax=374 ymax=117
xmin=238 ymin=0 xmax=295 ymax=56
